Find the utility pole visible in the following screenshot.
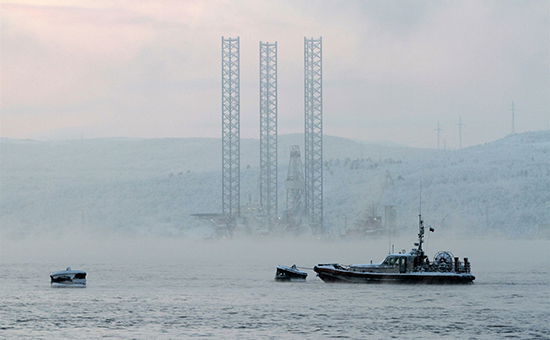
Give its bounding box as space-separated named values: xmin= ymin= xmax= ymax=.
xmin=511 ymin=101 xmax=516 ymax=134
xmin=434 ymin=121 xmax=443 ymax=150
xmin=457 ymin=116 xmax=465 ymax=149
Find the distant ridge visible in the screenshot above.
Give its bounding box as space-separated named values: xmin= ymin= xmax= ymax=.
xmin=1 ymin=131 xmax=548 ymax=238
xmin=349 ymin=138 xmax=408 ymax=148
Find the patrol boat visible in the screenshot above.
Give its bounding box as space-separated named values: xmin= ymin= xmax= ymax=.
xmin=314 ymin=215 xmax=475 ymax=284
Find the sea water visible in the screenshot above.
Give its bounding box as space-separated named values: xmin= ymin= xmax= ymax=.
xmin=1 ymin=237 xmax=549 ymax=339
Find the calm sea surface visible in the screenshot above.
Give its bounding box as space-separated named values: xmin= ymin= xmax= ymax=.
xmin=1 ymin=238 xmax=549 ymax=339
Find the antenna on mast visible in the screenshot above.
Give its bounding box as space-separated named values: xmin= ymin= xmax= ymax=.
xmin=419 ymin=182 xmax=422 ymax=216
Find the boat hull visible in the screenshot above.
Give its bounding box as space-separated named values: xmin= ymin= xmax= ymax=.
xmin=51 ymin=282 xmax=86 ymax=288
xmin=314 ymin=265 xmax=475 ymax=284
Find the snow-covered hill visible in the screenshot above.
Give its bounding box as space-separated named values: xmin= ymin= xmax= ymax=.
xmin=325 ymin=131 xmax=550 ymax=238
xmin=1 ymin=131 xmax=548 ymax=239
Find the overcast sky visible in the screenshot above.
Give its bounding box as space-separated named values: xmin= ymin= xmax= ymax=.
xmin=1 ymin=0 xmax=548 ymax=148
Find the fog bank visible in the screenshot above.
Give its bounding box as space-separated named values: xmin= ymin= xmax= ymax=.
xmin=2 ymin=231 xmax=548 ymax=278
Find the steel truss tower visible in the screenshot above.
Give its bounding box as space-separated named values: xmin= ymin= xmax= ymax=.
xmin=285 ymin=145 xmax=305 ymax=223
xmin=304 ymin=37 xmax=323 ymax=234
xmin=222 ymin=37 xmax=240 ymax=231
xmin=259 ymin=41 xmax=278 ymax=229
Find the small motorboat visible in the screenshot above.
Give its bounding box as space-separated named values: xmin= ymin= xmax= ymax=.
xmin=314 ymin=214 xmax=475 ymax=284
xmin=275 ymin=264 xmax=308 ymax=282
xmin=50 ymin=267 xmax=87 ymax=288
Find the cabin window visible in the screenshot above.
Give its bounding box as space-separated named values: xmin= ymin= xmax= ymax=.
xmin=383 ymin=257 xmax=398 ymax=266
xmin=51 ymin=276 xmax=71 ymax=283
xmin=74 ymin=273 xmax=86 ymax=279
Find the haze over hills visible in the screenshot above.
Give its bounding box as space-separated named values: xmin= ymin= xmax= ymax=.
xmin=1 ymin=131 xmax=548 ymax=239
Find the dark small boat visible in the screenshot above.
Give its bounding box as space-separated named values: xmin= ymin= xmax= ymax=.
xmin=275 ymin=264 xmax=308 ymax=281
xmin=314 ymin=214 xmax=475 ymax=284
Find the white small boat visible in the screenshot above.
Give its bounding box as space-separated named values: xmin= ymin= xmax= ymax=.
xmin=50 ymin=267 xmax=86 ymax=288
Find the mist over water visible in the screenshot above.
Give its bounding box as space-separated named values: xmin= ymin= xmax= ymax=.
xmin=2 ymin=228 xmax=549 ymax=271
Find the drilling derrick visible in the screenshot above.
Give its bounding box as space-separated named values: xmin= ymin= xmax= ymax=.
xmin=259 ymin=41 xmax=278 ymax=230
xmin=285 ymin=145 xmax=305 ymax=233
xmin=222 ymin=36 xmax=240 ymax=234
xmin=304 ymin=37 xmax=323 ymax=234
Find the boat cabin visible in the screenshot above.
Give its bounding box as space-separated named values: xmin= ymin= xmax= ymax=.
xmin=381 ymin=254 xmax=414 ymax=273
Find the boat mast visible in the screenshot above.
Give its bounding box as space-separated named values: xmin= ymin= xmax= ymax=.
xmin=417 ymin=214 xmax=424 ymax=253
xmin=416 ymin=183 xmax=425 ymax=255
